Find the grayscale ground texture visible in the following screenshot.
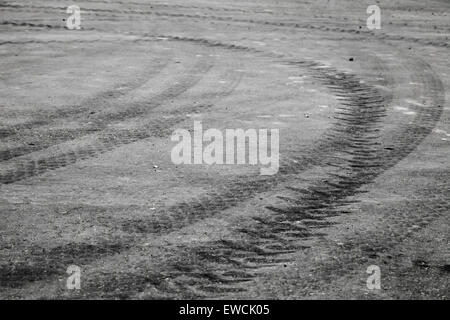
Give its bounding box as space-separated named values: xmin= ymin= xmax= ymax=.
xmin=0 ymin=0 xmax=449 ymax=299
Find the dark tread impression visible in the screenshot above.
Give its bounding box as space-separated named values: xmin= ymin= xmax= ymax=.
xmin=1 ymin=2 xmax=449 ymax=48
xmin=0 ymin=3 xmax=447 ymax=299
xmin=78 ymin=43 xmax=444 ymax=298
xmin=0 ymin=33 xmax=444 ymax=298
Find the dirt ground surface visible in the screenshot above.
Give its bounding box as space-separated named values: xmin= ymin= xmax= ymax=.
xmin=0 ymin=0 xmax=449 ymax=299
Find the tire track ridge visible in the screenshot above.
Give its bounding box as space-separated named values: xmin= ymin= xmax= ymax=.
xmin=0 ymin=56 xmax=213 ymax=175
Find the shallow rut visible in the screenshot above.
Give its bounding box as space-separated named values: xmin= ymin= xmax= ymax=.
xmin=78 ymin=41 xmax=445 ymax=298
xmin=2 ymin=3 xmax=449 ymax=48
xmin=0 ymin=7 xmax=446 ymax=297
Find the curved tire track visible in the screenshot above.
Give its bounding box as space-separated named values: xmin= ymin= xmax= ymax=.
xmin=0 ymin=50 xmax=217 ymax=183
xmin=75 ymin=42 xmax=445 ymax=298
xmin=151 ymin=48 xmax=444 ymax=297
xmin=2 ymin=3 xmax=447 ymax=48
xmin=0 ymin=8 xmax=446 ymax=297
xmin=2 ymin=37 xmax=444 ymax=296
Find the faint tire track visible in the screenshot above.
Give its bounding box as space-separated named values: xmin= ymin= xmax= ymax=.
xmin=0 ymin=3 xmax=447 ymax=298
xmin=0 ymin=57 xmax=214 ymax=183
xmin=150 ymin=47 xmax=445 ymax=297
xmin=75 ymin=42 xmax=445 ymax=298
xmin=2 ymin=36 xmax=443 ymax=295
xmin=3 ymin=3 xmax=447 ymax=48
xmin=0 ymin=56 xmax=172 ymax=141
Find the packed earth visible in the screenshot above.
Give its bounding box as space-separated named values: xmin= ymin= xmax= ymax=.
xmin=0 ymin=0 xmax=449 ymax=299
